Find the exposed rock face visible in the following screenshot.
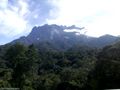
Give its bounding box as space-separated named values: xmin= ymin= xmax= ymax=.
xmin=11 ymin=24 xmax=119 ymax=50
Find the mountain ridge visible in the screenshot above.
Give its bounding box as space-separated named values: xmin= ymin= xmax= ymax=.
xmin=8 ymin=24 xmax=120 ymax=50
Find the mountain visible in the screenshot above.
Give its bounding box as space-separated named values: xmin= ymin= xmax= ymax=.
xmin=89 ymin=34 xmax=119 ymax=47
xmin=10 ymin=24 xmax=119 ymax=50
xmin=1 ymin=24 xmax=120 ymax=89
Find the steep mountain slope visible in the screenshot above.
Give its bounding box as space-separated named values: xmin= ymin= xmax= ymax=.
xmin=11 ymin=24 xmax=119 ymax=50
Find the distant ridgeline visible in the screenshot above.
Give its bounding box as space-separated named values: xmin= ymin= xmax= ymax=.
xmin=8 ymin=24 xmax=120 ymax=51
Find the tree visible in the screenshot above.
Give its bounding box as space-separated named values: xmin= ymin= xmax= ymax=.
xmin=21 ymin=45 xmax=39 ymax=90
xmin=33 ymin=73 xmax=60 ymax=90
xmin=5 ymin=43 xmax=27 ymax=69
xmin=89 ymin=45 xmax=120 ymax=89
xmin=5 ymin=43 xmax=39 ymax=89
xmin=0 ymin=69 xmax=12 ymax=88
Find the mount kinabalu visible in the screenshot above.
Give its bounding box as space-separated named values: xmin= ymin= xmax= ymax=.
xmin=11 ymin=24 xmax=119 ymax=50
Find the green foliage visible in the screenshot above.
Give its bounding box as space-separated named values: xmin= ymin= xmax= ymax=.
xmin=0 ymin=69 xmax=12 ymax=88
xmin=1 ymin=40 xmax=120 ymax=90
xmin=3 ymin=43 xmax=39 ymax=89
xmin=88 ymin=44 xmax=120 ymax=89
xmin=5 ymin=43 xmax=27 ymax=68
xmin=60 ymin=68 xmax=88 ymax=88
xmin=0 ymin=43 xmax=98 ymax=89
xmin=34 ymin=73 xmax=60 ymax=90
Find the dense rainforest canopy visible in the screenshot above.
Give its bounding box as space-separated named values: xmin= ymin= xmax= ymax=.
xmin=0 ymin=42 xmax=120 ymax=90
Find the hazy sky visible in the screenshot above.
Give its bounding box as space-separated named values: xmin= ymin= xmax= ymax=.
xmin=0 ymin=0 xmax=120 ymax=44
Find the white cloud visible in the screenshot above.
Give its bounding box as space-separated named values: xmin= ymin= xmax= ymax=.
xmin=1 ymin=0 xmax=120 ymax=44
xmin=0 ymin=10 xmax=27 ymax=35
xmin=18 ymin=0 xmax=29 ymax=17
xmin=0 ymin=0 xmax=8 ymax=9
xmin=47 ymin=0 xmax=120 ymax=37
xmin=0 ymin=0 xmax=58 ymax=44
xmin=0 ymin=0 xmax=30 ymax=38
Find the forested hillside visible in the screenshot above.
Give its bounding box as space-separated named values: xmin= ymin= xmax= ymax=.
xmin=0 ymin=41 xmax=120 ymax=90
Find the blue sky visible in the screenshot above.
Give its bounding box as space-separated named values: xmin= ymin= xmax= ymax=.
xmin=0 ymin=0 xmax=120 ymax=45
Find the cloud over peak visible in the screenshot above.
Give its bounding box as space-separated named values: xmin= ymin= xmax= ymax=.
xmin=0 ymin=0 xmax=56 ymax=44
xmin=0 ymin=0 xmax=120 ymax=45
